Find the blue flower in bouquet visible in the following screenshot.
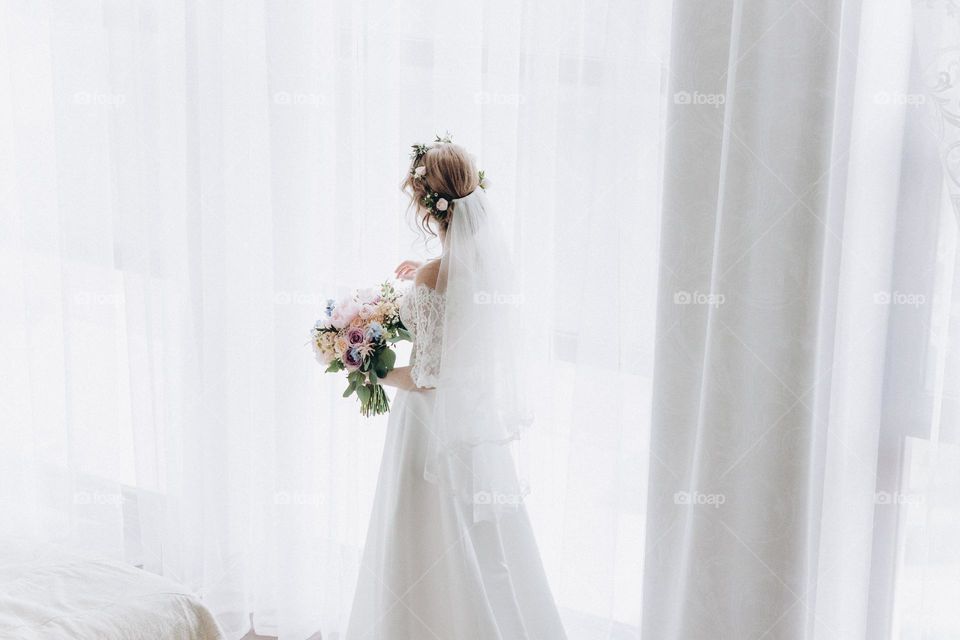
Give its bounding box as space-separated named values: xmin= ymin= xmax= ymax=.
xmin=324 ymin=298 xmax=336 ymax=317
xmin=365 ymin=322 xmax=384 ymax=341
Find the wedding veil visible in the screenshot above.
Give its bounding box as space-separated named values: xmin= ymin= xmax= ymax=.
xmin=423 ymin=188 xmax=532 ymax=522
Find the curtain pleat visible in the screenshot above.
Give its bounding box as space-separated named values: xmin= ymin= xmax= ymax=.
xmin=644 ymin=1 xmax=960 ymax=639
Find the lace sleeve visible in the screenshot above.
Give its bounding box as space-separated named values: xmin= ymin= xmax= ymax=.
xmin=410 ymin=285 xmax=444 ymax=388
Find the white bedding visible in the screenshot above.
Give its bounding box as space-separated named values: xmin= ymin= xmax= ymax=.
xmin=0 ymin=540 xmax=225 ymax=640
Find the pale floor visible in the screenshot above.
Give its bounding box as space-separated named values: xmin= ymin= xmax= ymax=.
xmin=240 ymin=632 xmax=322 ymax=640
xmin=236 ymin=609 xmax=639 ymax=640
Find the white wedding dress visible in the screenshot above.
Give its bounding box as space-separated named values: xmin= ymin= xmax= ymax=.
xmin=344 ymin=282 xmax=567 ymax=640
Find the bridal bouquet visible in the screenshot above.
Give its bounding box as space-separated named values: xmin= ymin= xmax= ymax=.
xmin=311 ymin=282 xmax=411 ymax=416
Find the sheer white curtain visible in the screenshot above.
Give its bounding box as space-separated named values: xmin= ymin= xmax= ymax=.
xmin=2 ymin=0 xmax=956 ymax=638
xmin=642 ymin=1 xmax=960 ymax=639
xmin=0 ymin=0 xmax=667 ymax=637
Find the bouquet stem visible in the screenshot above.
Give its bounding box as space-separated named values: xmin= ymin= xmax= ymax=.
xmin=360 ymin=383 xmax=390 ymax=417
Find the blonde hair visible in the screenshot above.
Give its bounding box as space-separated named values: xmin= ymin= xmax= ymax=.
xmin=402 ymin=142 xmax=479 ymax=236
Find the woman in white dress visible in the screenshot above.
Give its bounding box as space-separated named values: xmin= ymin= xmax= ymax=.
xmin=345 ymin=141 xmax=566 ymax=639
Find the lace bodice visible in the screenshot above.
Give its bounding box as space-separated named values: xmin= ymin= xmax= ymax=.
xmin=399 ymin=283 xmax=445 ymax=388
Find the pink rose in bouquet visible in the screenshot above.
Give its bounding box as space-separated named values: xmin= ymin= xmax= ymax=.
xmin=346 ymin=327 xmax=366 ymax=346
xmin=330 ymin=299 xmax=360 ymax=330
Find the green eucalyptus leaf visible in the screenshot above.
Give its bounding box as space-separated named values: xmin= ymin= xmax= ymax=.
xmin=380 ymin=349 xmax=396 ymax=370
xmin=356 ymin=384 xmax=371 ymax=404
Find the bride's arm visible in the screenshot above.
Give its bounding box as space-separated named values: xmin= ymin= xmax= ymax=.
xmin=381 ymin=261 xmax=441 ymax=392
xmin=378 ymin=366 xmax=434 ymax=391
xmin=394 ymin=260 xmax=422 ymax=281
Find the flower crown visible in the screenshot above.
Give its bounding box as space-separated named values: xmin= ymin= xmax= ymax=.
xmin=409 ymin=132 xmax=488 ymax=222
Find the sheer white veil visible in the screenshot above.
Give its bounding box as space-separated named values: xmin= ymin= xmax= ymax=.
xmin=423 ymin=188 xmax=532 ymax=522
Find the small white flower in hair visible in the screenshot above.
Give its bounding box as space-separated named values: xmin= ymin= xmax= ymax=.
xmin=414 ymin=166 xmax=426 ymax=179
xmin=435 ymin=198 xmax=449 ymax=211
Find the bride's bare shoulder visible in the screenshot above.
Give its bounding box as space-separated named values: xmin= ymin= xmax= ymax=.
xmin=414 ymin=259 xmax=441 ymax=290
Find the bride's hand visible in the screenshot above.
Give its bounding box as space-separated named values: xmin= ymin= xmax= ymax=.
xmin=394 ymin=260 xmax=422 ymax=281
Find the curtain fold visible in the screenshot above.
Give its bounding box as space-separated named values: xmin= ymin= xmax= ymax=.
xmin=643 ymin=1 xmax=960 ymax=639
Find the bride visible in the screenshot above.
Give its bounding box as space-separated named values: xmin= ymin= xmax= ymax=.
xmin=345 ymin=139 xmax=567 ymax=639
